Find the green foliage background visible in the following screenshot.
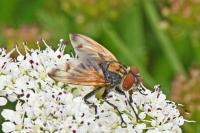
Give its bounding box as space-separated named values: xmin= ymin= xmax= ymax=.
xmin=0 ymin=0 xmax=199 ymax=132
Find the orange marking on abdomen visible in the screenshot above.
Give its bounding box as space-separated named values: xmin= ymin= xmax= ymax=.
xmin=76 ymin=44 xmax=83 ymax=48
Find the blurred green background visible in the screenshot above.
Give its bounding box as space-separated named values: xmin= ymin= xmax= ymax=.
xmin=0 ymin=0 xmax=200 ymax=132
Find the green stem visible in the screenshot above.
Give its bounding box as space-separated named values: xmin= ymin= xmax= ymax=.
xmin=143 ymin=0 xmax=186 ymax=75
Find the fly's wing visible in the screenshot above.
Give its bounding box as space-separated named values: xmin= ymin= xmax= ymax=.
xmin=69 ymin=33 xmax=118 ymax=62
xmin=48 ymin=34 xmax=120 ymax=86
xmin=48 ymin=59 xmax=108 ymax=86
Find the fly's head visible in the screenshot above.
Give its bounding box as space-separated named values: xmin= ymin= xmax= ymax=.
xmin=122 ymin=66 xmax=143 ymax=91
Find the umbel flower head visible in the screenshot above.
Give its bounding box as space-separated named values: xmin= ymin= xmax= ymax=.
xmin=0 ymin=40 xmax=185 ymax=132
xmin=172 ymin=67 xmax=200 ymax=112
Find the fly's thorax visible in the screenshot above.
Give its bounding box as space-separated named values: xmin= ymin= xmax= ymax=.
xmin=107 ymin=62 xmax=127 ymax=76
xmin=99 ymin=62 xmax=125 ymax=86
xmin=103 ymin=70 xmax=122 ymax=86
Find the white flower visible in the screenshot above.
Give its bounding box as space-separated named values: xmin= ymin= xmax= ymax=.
xmin=2 ymin=122 xmax=16 ymax=133
xmin=0 ymin=40 xmax=189 ymax=132
xmin=1 ymin=109 xmax=22 ymax=124
xmin=0 ymin=97 xmax=7 ymax=106
xmin=138 ymin=112 xmax=146 ymax=120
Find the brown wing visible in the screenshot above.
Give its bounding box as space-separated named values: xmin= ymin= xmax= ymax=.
xmin=69 ymin=33 xmax=118 ymax=62
xmin=48 ymin=60 xmax=108 ymax=86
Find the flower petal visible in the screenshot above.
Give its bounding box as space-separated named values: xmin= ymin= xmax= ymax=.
xmin=2 ymin=122 xmax=16 ymax=133
xmin=0 ymin=97 xmax=7 ymax=106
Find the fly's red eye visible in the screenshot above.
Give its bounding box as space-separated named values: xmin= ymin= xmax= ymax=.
xmin=122 ymin=73 xmax=134 ymax=91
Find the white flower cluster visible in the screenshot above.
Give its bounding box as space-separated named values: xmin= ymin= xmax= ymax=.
xmin=0 ymin=41 xmax=185 ymax=133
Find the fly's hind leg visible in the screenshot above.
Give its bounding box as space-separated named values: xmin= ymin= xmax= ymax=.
xmin=102 ymin=88 xmax=127 ymax=127
xmin=115 ymin=86 xmax=139 ymax=121
xmin=83 ymin=87 xmax=101 ymax=114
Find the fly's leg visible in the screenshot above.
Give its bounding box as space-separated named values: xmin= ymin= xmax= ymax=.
xmin=115 ymin=86 xmax=139 ymax=121
xmin=83 ymin=87 xmax=101 ymax=114
xmin=102 ymin=88 xmax=127 ymax=127
xmin=138 ymin=83 xmax=148 ymax=95
xmin=128 ymin=89 xmax=133 ymax=103
xmin=138 ymin=88 xmax=147 ymax=95
xmin=104 ymin=99 xmax=127 ymax=127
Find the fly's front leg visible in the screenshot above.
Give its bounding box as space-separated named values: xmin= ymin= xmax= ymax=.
xmin=115 ymin=86 xmax=139 ymax=121
xmin=102 ymin=88 xmax=127 ymax=127
xmin=83 ymin=87 xmax=101 ymax=114
xmin=138 ymin=83 xmax=148 ymax=95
